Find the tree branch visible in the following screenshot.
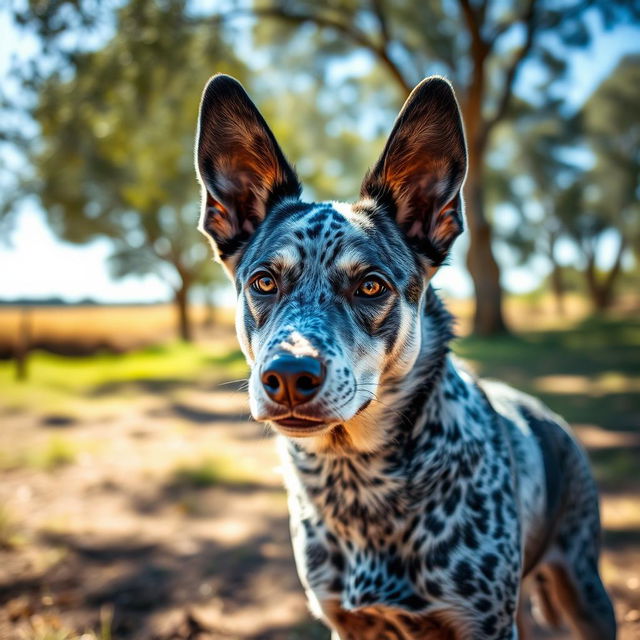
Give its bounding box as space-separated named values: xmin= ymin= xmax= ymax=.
xmin=371 ymin=0 xmax=390 ymax=45
xmin=215 ymin=5 xmax=412 ymax=96
xmin=459 ymin=0 xmax=489 ymax=56
xmin=480 ymin=0 xmax=538 ymax=144
xmin=459 ymin=0 xmax=481 ymax=39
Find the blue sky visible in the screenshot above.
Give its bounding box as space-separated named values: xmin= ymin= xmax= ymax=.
xmin=1 ymin=6 xmax=639 ymax=304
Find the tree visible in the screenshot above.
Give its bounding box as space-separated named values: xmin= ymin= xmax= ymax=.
xmin=544 ymin=55 xmax=640 ymax=311
xmin=573 ymin=55 xmax=640 ymax=311
xmin=26 ymin=0 xmax=243 ymax=339
xmin=490 ymin=54 xmax=639 ymax=314
xmin=488 ymin=107 xmax=582 ymax=315
xmin=5 ymin=1 xmax=383 ymax=338
xmin=217 ymin=0 xmax=638 ymax=334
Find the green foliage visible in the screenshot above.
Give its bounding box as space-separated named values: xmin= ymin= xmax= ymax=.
xmin=581 ymin=54 xmax=640 ymax=243
xmin=33 ymin=1 xmax=242 ymax=277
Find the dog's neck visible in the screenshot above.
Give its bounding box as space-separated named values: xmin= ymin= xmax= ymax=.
xmin=279 ymin=288 xmax=489 ymax=545
xmin=282 ymin=287 xmax=488 ymax=505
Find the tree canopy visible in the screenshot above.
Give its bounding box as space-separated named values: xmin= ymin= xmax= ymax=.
xmin=2 ymin=0 xmax=639 ymax=336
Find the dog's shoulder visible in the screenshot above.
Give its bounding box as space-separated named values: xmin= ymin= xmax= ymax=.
xmin=478 ymin=377 xmax=583 ymax=470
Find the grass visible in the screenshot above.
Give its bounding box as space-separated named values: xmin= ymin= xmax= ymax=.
xmin=0 ymin=340 xmax=247 ymax=416
xmin=455 ymin=315 xmax=640 ymax=431
xmin=32 ymin=437 xmax=78 ymax=470
xmin=172 ymin=455 xmax=261 ymax=489
xmin=18 ymin=606 xmax=112 ymax=640
xmin=0 ymin=436 xmax=79 ymax=472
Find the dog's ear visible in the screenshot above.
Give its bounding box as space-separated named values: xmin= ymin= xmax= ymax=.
xmin=195 ymin=74 xmax=301 ymax=267
xmin=360 ymin=76 xmax=467 ymax=267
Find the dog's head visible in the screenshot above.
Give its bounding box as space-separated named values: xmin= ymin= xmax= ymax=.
xmin=195 ymin=75 xmax=467 ymax=452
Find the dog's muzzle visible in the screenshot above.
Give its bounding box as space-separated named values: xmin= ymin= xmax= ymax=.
xmin=260 ymin=353 xmax=325 ymax=408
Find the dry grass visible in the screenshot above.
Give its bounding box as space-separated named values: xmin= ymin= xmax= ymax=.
xmin=0 ymin=304 xmax=236 ymax=356
xmin=0 ymin=292 xmax=636 ymax=359
xmin=16 ymin=606 xmax=112 ymax=640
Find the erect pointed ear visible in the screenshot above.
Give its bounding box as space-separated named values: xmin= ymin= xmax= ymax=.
xmin=195 ymin=74 xmax=301 ymax=268
xmin=360 ymin=76 xmax=467 ymax=268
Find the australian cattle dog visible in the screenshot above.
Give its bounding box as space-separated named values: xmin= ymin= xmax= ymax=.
xmin=194 ymin=74 xmax=616 ymax=640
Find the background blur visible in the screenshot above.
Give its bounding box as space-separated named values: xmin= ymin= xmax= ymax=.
xmin=0 ymin=1 xmax=639 ymax=639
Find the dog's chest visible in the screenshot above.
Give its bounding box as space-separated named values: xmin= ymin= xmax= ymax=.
xmin=288 ymin=448 xmax=411 ymax=542
xmin=279 ymin=426 xmax=493 ymax=612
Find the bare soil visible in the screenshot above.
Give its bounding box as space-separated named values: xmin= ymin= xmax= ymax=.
xmin=0 ymin=381 xmax=638 ymax=639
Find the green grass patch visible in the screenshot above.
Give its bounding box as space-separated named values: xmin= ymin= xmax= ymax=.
xmin=172 ymin=455 xmax=260 ymax=489
xmin=455 ymin=315 xmax=640 ymax=431
xmin=0 ymin=341 xmax=247 ymax=415
xmin=33 ymin=437 xmax=78 ymax=470
xmin=0 ymin=436 xmax=78 ymax=472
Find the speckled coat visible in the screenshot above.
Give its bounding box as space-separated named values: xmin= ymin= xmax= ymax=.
xmin=194 ymin=73 xmax=616 ymax=639
xmin=279 ymin=292 xmax=610 ymax=639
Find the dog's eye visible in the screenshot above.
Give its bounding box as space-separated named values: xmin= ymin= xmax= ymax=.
xmin=252 ymin=273 xmax=277 ymax=295
xmin=355 ymin=277 xmax=386 ymax=298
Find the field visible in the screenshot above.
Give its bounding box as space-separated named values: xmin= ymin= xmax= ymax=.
xmin=0 ymin=298 xmax=639 ymax=639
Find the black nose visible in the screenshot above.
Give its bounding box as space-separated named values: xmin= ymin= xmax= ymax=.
xmin=261 ymin=354 xmax=325 ymax=407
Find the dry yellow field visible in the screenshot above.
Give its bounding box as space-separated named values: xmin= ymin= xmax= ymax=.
xmin=0 ymin=304 xmax=236 ymax=356
xmin=0 ymin=292 xmax=636 ymax=358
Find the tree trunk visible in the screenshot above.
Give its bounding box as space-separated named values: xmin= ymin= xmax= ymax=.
xmin=584 ymin=238 xmax=625 ymax=312
xmin=465 ymin=178 xmax=508 ymax=335
xmin=174 ymin=283 xmax=192 ymax=342
xmin=549 ymin=261 xmax=565 ymax=315
xmin=463 ymin=154 xmax=508 ymax=335
xmin=462 ymin=40 xmax=508 ymax=337
xmin=15 ymin=307 xmax=31 ymax=381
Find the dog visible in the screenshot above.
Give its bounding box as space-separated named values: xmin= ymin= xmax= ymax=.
xmin=194 ymin=74 xmax=616 ymax=640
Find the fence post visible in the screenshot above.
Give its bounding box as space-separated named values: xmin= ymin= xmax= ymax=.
xmin=15 ymin=306 xmax=31 ymax=381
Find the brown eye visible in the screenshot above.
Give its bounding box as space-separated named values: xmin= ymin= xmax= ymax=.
xmin=355 ymin=277 xmax=385 ymax=298
xmin=252 ymin=273 xmax=277 ymax=295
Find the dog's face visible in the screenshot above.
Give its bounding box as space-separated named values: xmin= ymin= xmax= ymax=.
xmin=195 ymin=75 xmax=467 ymax=451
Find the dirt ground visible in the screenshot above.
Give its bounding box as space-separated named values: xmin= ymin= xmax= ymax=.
xmin=0 ymin=316 xmax=639 ymax=639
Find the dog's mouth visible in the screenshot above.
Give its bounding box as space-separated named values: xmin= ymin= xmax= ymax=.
xmin=275 ymin=416 xmax=325 ymax=429
xmin=259 ymin=397 xmax=370 ymax=437
xmin=266 ymin=414 xmax=332 ymax=436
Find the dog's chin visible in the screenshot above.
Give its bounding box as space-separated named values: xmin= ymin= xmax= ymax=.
xmin=268 ymin=416 xmax=334 ymax=438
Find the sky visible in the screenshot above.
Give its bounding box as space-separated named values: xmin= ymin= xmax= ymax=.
xmin=1 ymin=6 xmax=639 ymax=305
